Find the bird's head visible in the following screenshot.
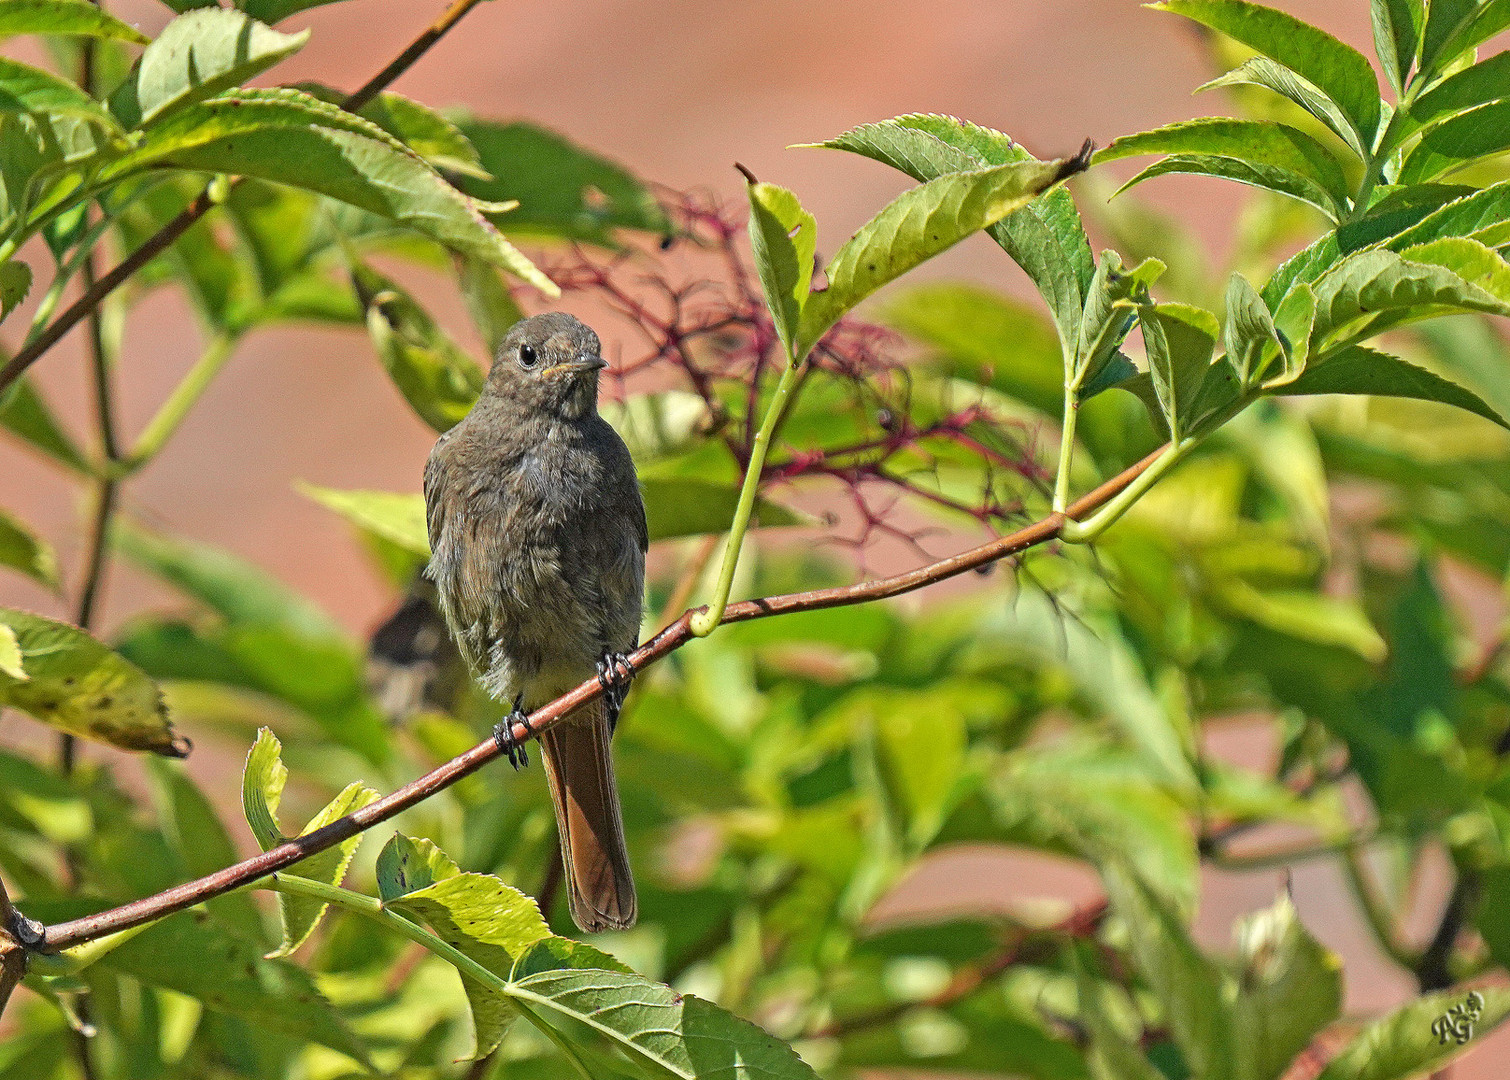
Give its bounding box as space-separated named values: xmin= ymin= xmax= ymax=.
xmin=484 ymin=312 xmax=606 ymax=419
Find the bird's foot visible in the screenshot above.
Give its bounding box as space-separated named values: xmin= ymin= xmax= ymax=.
xmin=596 ymin=650 xmax=636 ymax=728
xmin=493 ymin=693 xmax=533 ymax=770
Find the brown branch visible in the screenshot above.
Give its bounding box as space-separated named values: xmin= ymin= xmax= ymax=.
xmin=0 ymin=0 xmax=488 ymax=399
xmin=37 ymin=449 xmax=1163 ymax=952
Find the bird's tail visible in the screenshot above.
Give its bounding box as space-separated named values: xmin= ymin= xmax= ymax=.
xmin=538 ymin=698 xmax=637 ymax=932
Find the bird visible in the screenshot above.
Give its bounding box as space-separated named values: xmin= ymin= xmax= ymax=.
xmin=423 ymin=312 xmax=645 ymax=932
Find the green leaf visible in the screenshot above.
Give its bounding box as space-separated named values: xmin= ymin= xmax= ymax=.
xmin=600 ymin=390 xmax=714 ymax=463
xmin=235 ymin=0 xmax=348 ymax=23
xmin=99 ymin=909 xmax=372 ymax=1066
xmin=102 ymin=88 xmax=556 ymax=293
xmin=1152 ymin=0 xmax=1381 ymax=146
xmin=455 ymin=117 xmax=670 ymax=244
xmin=1216 ymin=584 xmax=1386 ymax=661
xmin=297 ymin=482 xmax=431 ymax=555
xmin=1200 ymin=57 xmax=1364 ymax=158
xmin=349 ymin=255 xmax=485 ymax=432
xmin=0 ymin=56 xmax=120 ymax=132
xmin=1076 ymin=251 xmax=1165 ymax=394
xmin=456 ymin=253 xmax=522 ymax=356
xmin=292 ymin=82 xmax=489 ymax=179
xmin=640 ymin=477 xmax=807 ymax=542
xmin=375 ymin=831 xmax=459 ymax=902
xmin=1410 ymin=51 xmax=1510 ymax=127
xmin=271 ymin=781 xmax=378 ymax=956
xmin=386 ymin=866 xmax=552 ymax=1059
xmin=1387 ymin=180 xmax=1510 ymax=250
xmin=0 ymin=607 xmax=187 ymax=756
xmin=1418 ymin=0 xmax=1479 ymax=78
xmin=1139 ymin=302 xmax=1219 ymax=440
xmin=0 ymin=377 xmax=89 ymax=473
xmin=0 ymin=506 xmax=58 ymax=589
xmin=1223 ymin=271 xmax=1284 ymax=387
xmin=0 ymin=259 xmax=30 ymax=322
xmin=1275 ymin=344 xmax=1510 ymax=428
xmin=1371 ymin=0 xmax=1423 ymax=96
xmin=1232 ymin=891 xmax=1342 ymax=1080
xmin=1101 ymin=861 xmax=1236 ymax=1080
xmin=1400 ymin=100 xmax=1510 ymax=184
xmin=794 ymin=152 xmax=1086 ymax=359
xmin=872 ymin=689 xmax=968 ymax=848
xmin=0 ymin=624 xmax=22 ymax=681
xmin=240 ymin=726 xmax=286 ymax=851
xmin=1315 ymin=985 xmax=1510 ymax=1080
xmin=145 ymin=756 xmax=265 ymax=942
xmin=507 ymin=967 xmax=820 ymax=1080
xmin=0 ymin=1 xmax=150 ymax=43
xmin=1094 ymin=119 xmax=1350 ymax=218
xmin=810 ymin=114 xmax=1096 ymax=343
xmin=745 ymin=178 xmax=816 ymax=360
xmin=109 ymin=8 xmax=309 ymax=129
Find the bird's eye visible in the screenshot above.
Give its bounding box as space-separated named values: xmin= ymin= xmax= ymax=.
xmin=518 ymin=343 xmax=538 ymax=368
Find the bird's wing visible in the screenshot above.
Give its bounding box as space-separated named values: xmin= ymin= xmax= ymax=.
xmin=422 ymin=430 xmax=454 ymax=556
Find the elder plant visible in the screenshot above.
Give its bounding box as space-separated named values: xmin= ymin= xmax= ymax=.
xmin=2 ymin=1 xmax=1510 ymax=1079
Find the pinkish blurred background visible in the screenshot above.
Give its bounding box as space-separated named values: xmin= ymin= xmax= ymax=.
xmin=2 ymin=1 xmax=1505 ymax=1073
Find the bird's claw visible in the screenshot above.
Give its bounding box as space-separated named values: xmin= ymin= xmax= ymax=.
xmin=596 ymin=651 xmax=635 ymax=711
xmin=493 ymin=693 xmax=533 ymax=770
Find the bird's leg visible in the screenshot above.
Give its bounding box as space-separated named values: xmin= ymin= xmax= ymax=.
xmin=596 ymin=651 xmax=636 ymax=732
xmin=493 ymin=693 xmax=533 ymax=770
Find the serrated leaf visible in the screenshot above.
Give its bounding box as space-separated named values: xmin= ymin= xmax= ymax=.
xmin=810 ymin=113 xmax=1096 ymax=342
xmin=1224 ymin=271 xmax=1284 ymax=387
xmin=110 ymin=8 xmax=308 ymax=129
xmin=1385 ymin=179 xmax=1510 ymax=251
xmin=1140 ymin=302 xmax=1219 ymax=440
xmin=271 ymin=781 xmax=378 ymax=956
xmin=1201 ymin=56 xmax=1364 ymax=158
xmin=0 ymin=506 xmax=58 ymax=589
xmin=795 ymin=152 xmax=1085 ymax=359
xmin=291 ymin=82 xmax=489 ymax=179
xmin=1371 ymin=0 xmax=1423 ymax=97
xmin=1076 ymin=250 xmax=1165 ymax=393
xmin=1152 ymin=0 xmax=1381 ymax=146
xmin=507 ymin=967 xmax=820 ymax=1080
xmin=1401 ymin=100 xmax=1510 ymax=184
xmin=745 ymin=179 xmax=815 ymax=359
xmin=0 ymin=377 xmax=89 ymax=473
xmin=102 ymin=88 xmax=556 ymax=292
xmin=1275 ymin=343 xmax=1510 ymax=427
xmin=1095 ymin=119 xmax=1350 ymax=218
xmin=1232 ymin=891 xmax=1342 ymax=1080
xmin=349 ymin=255 xmax=485 ymax=432
xmin=375 ymin=832 xmax=459 ymax=902
xmin=0 ymin=1 xmax=149 ymax=42
xmin=456 ymin=117 xmax=670 ymax=244
xmin=241 ymin=726 xmax=286 ymax=850
xmin=1316 ymin=985 xmax=1510 ymax=1080
xmin=389 ymin=871 xmax=552 ymax=1059
xmin=1102 ymin=860 xmax=1236 ymax=1080
xmin=99 ymin=909 xmax=372 ymax=1066
xmin=0 ymin=624 xmax=23 ymax=680
xmin=0 ymin=260 xmax=30 ymax=322
xmin=0 ymin=607 xmax=186 ymax=755
xmin=1418 ymin=0 xmax=1480 ymax=78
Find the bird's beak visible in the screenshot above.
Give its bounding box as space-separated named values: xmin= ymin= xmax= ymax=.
xmin=546 ymin=354 xmax=609 ymax=376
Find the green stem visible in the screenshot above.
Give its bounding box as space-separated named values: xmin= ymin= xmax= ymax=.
xmin=1059 ymin=438 xmax=1191 ymax=544
xmin=1053 ymin=387 xmax=1079 ymax=513
xmin=122 ymin=332 xmax=237 ymax=472
xmin=689 ymin=348 xmax=805 ymax=637
xmin=261 ymin=874 xmax=592 ymax=1079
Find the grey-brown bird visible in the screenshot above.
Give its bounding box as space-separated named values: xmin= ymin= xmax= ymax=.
xmin=424 ymin=312 xmax=645 ymax=932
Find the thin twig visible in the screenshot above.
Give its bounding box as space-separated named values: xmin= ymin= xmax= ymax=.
xmin=36 ymin=446 xmax=1166 ymax=953
xmin=0 ymin=0 xmax=489 ymax=398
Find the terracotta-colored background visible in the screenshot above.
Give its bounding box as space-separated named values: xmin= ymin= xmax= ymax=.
xmin=2 ymin=1 xmax=1507 ymax=1073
